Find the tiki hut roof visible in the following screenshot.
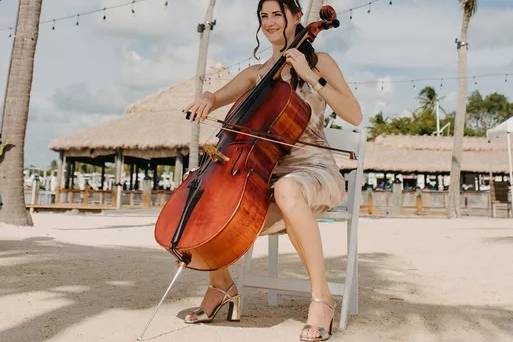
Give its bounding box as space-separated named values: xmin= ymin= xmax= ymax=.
xmin=334 ymin=134 xmax=513 ymax=174
xmin=49 ymin=64 xmax=512 ymax=174
xmin=49 ymin=66 xmax=233 ymax=158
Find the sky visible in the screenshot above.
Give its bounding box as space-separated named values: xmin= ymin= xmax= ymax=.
xmin=0 ymin=0 xmax=512 ymax=168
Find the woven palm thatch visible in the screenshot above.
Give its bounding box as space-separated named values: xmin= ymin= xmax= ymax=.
xmin=335 ymin=134 xmax=513 ymax=174
xmin=49 ymin=66 xmax=233 ymax=158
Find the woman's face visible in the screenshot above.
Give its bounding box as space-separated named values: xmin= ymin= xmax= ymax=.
xmin=260 ymin=1 xmax=301 ymax=46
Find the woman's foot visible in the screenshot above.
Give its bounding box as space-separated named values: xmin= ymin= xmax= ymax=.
xmin=300 ymin=296 xmax=336 ymax=341
xmin=184 ymin=282 xmax=239 ymax=323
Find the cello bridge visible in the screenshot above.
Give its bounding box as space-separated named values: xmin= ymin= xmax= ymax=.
xmin=204 ymin=145 xmax=230 ymax=163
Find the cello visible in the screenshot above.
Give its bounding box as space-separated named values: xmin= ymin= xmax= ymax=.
xmin=154 ymin=5 xmax=341 ymax=270
xmin=138 ymin=6 xmax=347 ymax=340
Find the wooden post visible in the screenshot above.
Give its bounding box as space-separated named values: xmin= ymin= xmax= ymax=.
xmin=55 ymin=151 xmax=65 ymax=204
xmin=70 ymin=161 xmax=76 ymax=189
xmin=129 ymin=163 xmax=134 ymax=190
xmin=142 ymin=179 xmax=152 ymax=208
xmin=174 ymin=152 xmax=184 ymax=187
xmin=100 ymin=164 xmax=105 ymax=190
xmin=152 ymin=163 xmax=158 ymax=190
xmin=367 ymin=188 xmax=373 ymax=216
xmin=82 ymin=184 xmax=90 ymax=206
xmin=113 ymin=149 xmax=124 ymax=209
xmin=30 ymin=178 xmax=40 ymax=213
xmin=190 ymin=0 xmax=217 ymax=169
xmin=135 ymin=165 xmax=140 ymax=190
xmin=65 ymin=158 xmax=71 ymax=190
xmin=415 ymin=187 xmax=423 ymax=215
xmin=391 ymin=182 xmax=402 ymax=216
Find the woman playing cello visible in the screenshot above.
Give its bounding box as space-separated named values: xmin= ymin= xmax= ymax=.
xmin=182 ymin=0 xmax=362 ymax=340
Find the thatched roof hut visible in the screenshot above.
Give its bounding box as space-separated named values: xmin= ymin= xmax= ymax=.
xmin=50 ymin=66 xmax=232 ymax=160
xmin=335 ymin=134 xmax=513 ymax=174
xmin=49 ymin=64 xmax=512 ymax=183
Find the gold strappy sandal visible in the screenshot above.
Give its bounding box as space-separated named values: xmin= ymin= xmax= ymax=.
xmin=300 ymin=297 xmax=337 ymax=342
xmin=184 ymin=283 xmax=240 ymax=324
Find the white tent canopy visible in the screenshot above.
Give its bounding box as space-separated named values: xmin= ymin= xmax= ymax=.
xmin=487 ymin=117 xmax=513 ymax=203
xmin=487 ymin=117 xmax=513 ymax=140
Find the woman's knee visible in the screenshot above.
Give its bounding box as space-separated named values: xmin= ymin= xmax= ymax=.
xmin=273 ymin=177 xmax=305 ymax=213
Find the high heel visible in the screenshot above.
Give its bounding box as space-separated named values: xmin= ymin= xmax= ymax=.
xmin=184 ymin=283 xmax=240 ymax=324
xmin=299 ymin=297 xmax=337 ymax=342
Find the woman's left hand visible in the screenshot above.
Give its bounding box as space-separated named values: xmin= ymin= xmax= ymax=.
xmin=283 ymin=48 xmax=316 ymax=83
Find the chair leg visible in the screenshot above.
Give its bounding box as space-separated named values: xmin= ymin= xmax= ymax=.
xmin=349 ymin=253 xmax=358 ymax=315
xmin=267 ymin=234 xmax=280 ymax=306
xmin=340 ymin=218 xmax=358 ymax=330
xmin=239 ymin=245 xmax=254 ymax=315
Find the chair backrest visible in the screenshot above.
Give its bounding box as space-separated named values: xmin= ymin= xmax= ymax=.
xmin=324 ymin=127 xmax=368 ymax=214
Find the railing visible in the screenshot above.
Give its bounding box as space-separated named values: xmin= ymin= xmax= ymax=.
xmin=24 ymin=181 xmax=509 ymax=217
xmin=360 ymin=188 xmax=510 ymax=217
xmin=25 ymin=181 xmax=172 ymax=210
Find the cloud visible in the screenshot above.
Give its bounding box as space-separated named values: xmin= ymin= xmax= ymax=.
xmin=50 ymin=83 xmax=127 ymax=115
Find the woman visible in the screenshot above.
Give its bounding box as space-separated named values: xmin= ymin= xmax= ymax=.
xmin=183 ymin=0 xmax=362 ymax=340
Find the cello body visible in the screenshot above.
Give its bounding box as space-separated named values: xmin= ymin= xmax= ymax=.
xmin=155 ymin=80 xmax=310 ymax=270
xmin=154 ymin=5 xmax=340 ymax=271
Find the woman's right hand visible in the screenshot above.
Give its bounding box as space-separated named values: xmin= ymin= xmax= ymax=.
xmin=183 ymin=91 xmax=216 ymax=122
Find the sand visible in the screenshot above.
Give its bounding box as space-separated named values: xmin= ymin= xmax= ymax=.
xmin=1 ymin=212 xmax=512 ymax=341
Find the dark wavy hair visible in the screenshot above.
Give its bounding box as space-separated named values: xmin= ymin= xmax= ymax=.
xmin=254 ymin=0 xmax=318 ymax=90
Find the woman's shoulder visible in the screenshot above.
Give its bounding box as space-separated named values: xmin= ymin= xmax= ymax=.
xmin=238 ymin=63 xmax=266 ymax=84
xmin=315 ymin=52 xmax=338 ymax=69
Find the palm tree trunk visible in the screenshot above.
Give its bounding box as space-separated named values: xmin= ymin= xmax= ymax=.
xmin=0 ymin=0 xmax=43 ymax=225
xmin=448 ymin=12 xmax=470 ymax=218
xmin=190 ymin=0 xmax=216 ymax=170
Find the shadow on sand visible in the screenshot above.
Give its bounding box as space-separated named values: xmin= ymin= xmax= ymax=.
xmin=1 ymin=236 xmax=512 ymax=341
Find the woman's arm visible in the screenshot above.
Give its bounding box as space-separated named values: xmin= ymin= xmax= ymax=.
xmin=183 ymin=65 xmax=260 ymax=121
xmin=283 ymin=50 xmax=362 ymax=126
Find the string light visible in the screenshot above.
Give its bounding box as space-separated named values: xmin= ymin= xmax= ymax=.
xmin=339 ymin=0 xmax=391 ymax=18
xmin=75 ymin=14 xmax=80 ymax=27
xmin=1 ymin=0 xmax=169 ymax=33
xmin=343 ymin=72 xmax=513 ymax=89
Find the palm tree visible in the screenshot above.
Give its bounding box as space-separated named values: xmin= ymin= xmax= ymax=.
xmin=417 ymin=86 xmax=439 ymax=112
xmin=448 ymin=0 xmax=478 ymax=218
xmin=0 ymin=0 xmax=43 ymax=225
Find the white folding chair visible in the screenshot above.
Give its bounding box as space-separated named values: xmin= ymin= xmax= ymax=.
xmin=238 ymin=127 xmax=367 ymax=330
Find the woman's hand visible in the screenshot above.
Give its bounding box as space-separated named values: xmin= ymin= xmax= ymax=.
xmin=283 ymin=48 xmax=317 ymax=84
xmin=183 ymin=91 xmax=216 ymax=122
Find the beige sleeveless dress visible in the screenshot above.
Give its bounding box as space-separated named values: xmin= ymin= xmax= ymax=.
xmin=259 ymin=66 xmax=346 ymax=235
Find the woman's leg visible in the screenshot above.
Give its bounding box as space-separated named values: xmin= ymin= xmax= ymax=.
xmin=184 ymin=267 xmax=238 ymax=321
xmin=273 ymin=178 xmax=335 ymax=338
